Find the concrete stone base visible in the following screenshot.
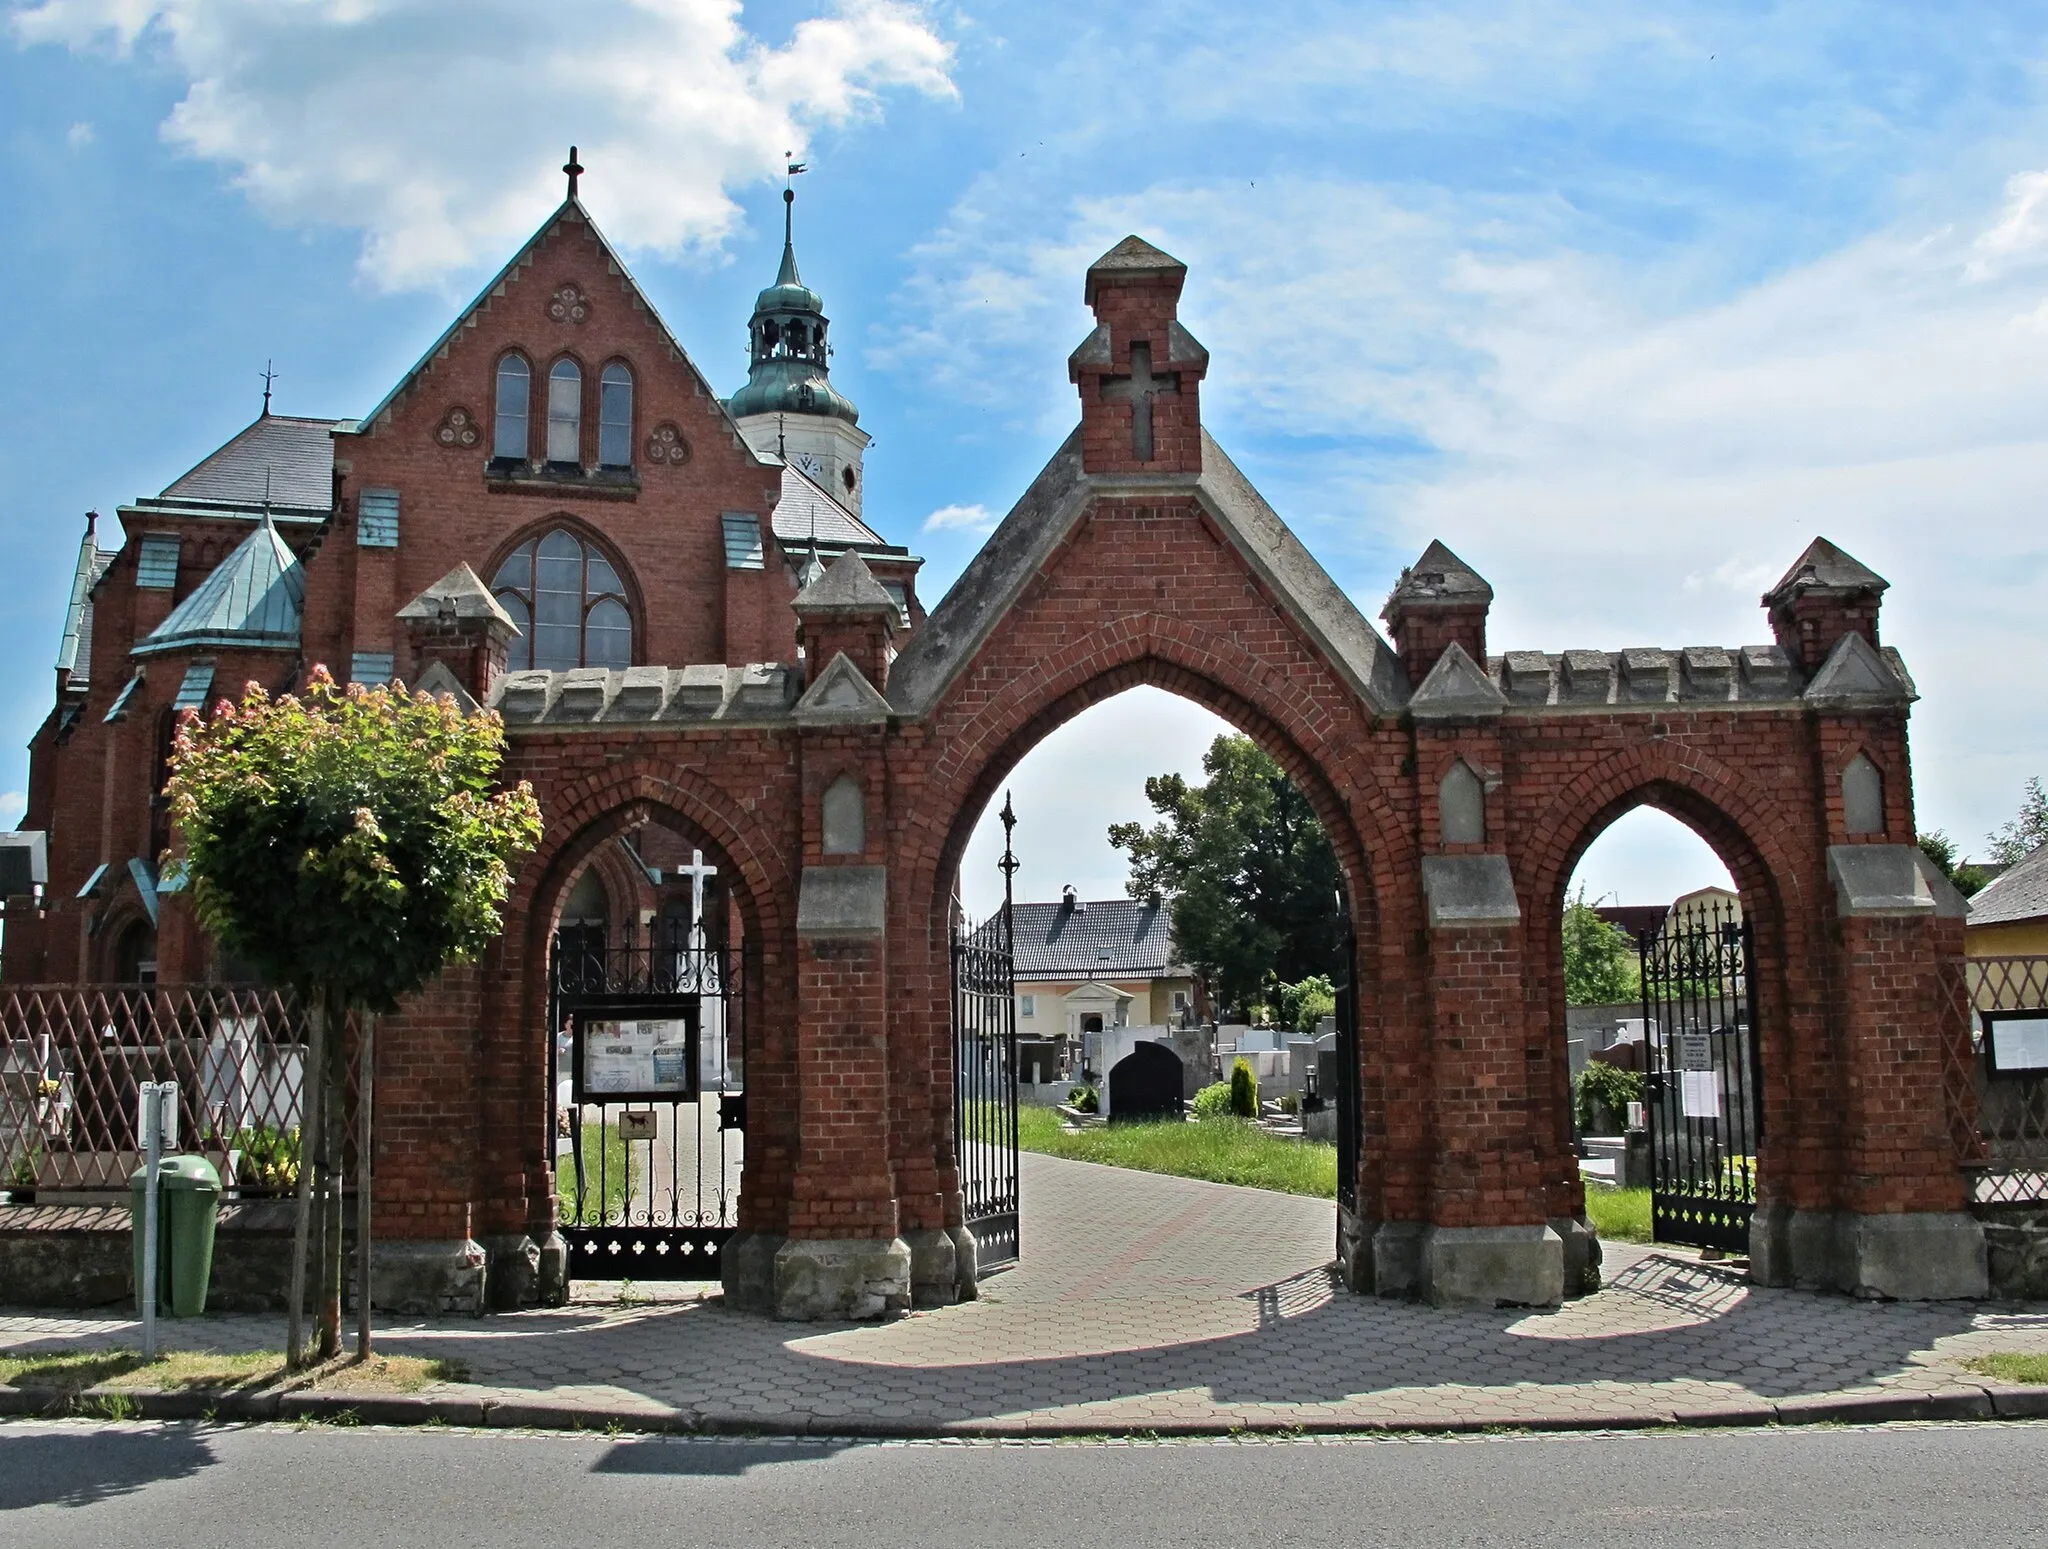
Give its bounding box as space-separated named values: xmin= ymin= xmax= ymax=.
xmin=1368 ymin=1220 xmax=1425 ymax=1298
xmin=904 ymin=1227 xmax=959 ymax=1310
xmin=1550 ymin=1215 xmax=1603 ymax=1297
xmin=370 ymin=1238 xmax=486 ymax=1316
xmin=1420 ymin=1224 xmax=1564 ymax=1308
xmin=719 ymin=1231 xmax=785 ymax=1314
xmin=773 ymin=1236 xmax=911 ymax=1321
xmin=1752 ymin=1206 xmax=1987 ymax=1299
xmin=535 ymin=1230 xmax=570 ymax=1308
xmin=482 ymin=1234 xmax=540 ymax=1311
xmin=1978 ymin=1205 xmax=2048 ymax=1299
xmin=1334 ymin=1204 xmax=1367 ymax=1292
xmin=946 ymin=1224 xmax=980 ymax=1302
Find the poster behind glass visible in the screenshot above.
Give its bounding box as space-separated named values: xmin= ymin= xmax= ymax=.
xmin=572 ymin=999 xmax=701 ymax=1103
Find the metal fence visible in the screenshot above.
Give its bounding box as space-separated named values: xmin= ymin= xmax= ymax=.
xmin=1 ymin=985 xmax=323 ymax=1201
xmin=1940 ymin=955 xmax=2048 ymax=1204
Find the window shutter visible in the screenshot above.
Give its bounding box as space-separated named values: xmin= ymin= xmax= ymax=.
xmin=358 ymin=489 xmax=400 ymax=548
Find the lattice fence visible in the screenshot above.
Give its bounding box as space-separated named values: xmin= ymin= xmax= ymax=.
xmin=0 ymin=985 xmax=352 ymax=1202
xmin=1940 ymin=955 xmax=2048 ymax=1204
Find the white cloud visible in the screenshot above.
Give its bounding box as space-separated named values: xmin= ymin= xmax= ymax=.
xmin=0 ymin=791 xmax=23 ymax=826
xmin=10 ymin=0 xmax=955 ymax=290
xmin=65 ymin=119 xmax=92 ymax=148
xmin=922 ymin=500 xmax=995 ymax=533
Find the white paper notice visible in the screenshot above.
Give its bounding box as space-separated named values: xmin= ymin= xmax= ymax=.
xmin=1680 ymin=1069 xmax=1722 ymax=1119
xmin=582 ymin=1019 xmax=693 ymax=1096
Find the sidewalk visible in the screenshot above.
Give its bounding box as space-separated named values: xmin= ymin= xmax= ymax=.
xmin=5 ymin=1153 xmax=2048 ymax=1436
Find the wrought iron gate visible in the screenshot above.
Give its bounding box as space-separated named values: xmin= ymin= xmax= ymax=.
xmin=549 ymin=918 xmax=751 ymax=1279
xmin=955 ymin=795 xmax=1021 ymax=1272
xmin=1332 ymin=921 xmax=1361 ymax=1217
xmin=1637 ymin=899 xmax=1761 ymax=1253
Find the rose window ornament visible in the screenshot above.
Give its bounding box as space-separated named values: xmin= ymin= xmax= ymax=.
xmin=645 ymin=422 xmax=690 ymax=466
xmin=548 ymin=283 xmax=590 ymax=323
xmin=436 ymin=406 xmax=481 ymax=448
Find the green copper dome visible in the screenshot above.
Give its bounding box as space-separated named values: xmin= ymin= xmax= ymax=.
xmin=726 ymin=190 xmax=859 ymax=427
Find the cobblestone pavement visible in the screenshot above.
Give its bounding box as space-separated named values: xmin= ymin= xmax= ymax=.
xmin=7 ymin=1153 xmax=2048 ymax=1433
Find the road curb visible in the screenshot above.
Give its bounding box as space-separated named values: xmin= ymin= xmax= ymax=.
xmin=2 ymin=1380 xmax=2042 ymax=1439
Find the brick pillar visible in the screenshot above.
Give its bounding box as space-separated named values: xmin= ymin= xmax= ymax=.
xmin=791 ymin=552 xmax=899 ymax=690
xmin=395 ymin=563 xmax=516 ymax=703
xmin=1068 ymin=236 xmax=1208 ymax=477
xmin=1763 ymin=537 xmax=1887 ymax=674
xmin=1382 ymin=541 xmax=1492 ymax=686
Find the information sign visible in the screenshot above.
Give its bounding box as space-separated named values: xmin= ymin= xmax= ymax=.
xmin=570 ymin=999 xmax=700 ymax=1103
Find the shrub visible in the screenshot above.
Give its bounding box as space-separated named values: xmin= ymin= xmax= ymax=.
xmin=1229 ymin=1057 xmax=1259 ymax=1118
xmin=1191 ymin=1081 xmax=1233 ymax=1119
xmin=1277 ymin=975 xmax=1336 ymax=1034
xmin=1574 ymin=1059 xmax=1644 ymax=1133
xmin=1068 ymin=1085 xmax=1099 ymax=1114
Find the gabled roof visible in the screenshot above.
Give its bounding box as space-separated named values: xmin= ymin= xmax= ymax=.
xmin=1970 ymin=841 xmax=2048 ymax=928
xmin=1085 ymin=235 xmax=1188 ymax=305
xmin=1383 ymin=539 xmax=1493 ymax=613
xmin=994 ymin=896 xmax=1182 ymax=981
xmin=154 ymin=414 xmax=339 ymax=516
xmin=133 ymin=517 xmax=303 ymax=657
xmin=770 ymin=461 xmax=890 ymax=551
xmin=352 ymin=199 xmax=740 ymax=448
xmin=793 ymin=551 xmax=896 ymax=616
xmin=1765 ymin=537 xmax=1888 ymax=603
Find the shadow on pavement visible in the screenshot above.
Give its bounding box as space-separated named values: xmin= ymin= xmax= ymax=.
xmin=0 ymin=1424 xmax=215 ymax=1511
xmin=590 ymin=1437 xmax=854 ymax=1475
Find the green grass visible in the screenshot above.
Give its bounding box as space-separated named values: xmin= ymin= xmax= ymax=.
xmin=1583 ymin=1184 xmax=1653 ymax=1243
xmin=1016 ymin=1107 xmax=1336 ymax=1198
xmin=556 ymin=1121 xmax=635 ymax=1225
xmin=1962 ymin=1352 xmax=2048 ymax=1385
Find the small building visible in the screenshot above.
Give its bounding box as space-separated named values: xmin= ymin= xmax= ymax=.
xmin=1966 ymin=840 xmax=2048 ymax=955
xmin=1009 ymin=890 xmax=1198 ymax=1043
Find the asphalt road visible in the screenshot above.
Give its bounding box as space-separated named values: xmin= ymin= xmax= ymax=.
xmin=4 ymin=1419 xmax=2046 ymax=1548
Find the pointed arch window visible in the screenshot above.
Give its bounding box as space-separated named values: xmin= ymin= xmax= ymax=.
xmin=494 ymin=354 xmax=530 ymax=460
xmin=547 ymin=359 xmax=583 ymax=465
xmin=599 ymin=363 xmax=634 ymax=468
xmin=492 ymin=529 xmax=632 ymax=671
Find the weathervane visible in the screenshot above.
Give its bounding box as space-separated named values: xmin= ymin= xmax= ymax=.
xmin=260 ymin=360 xmax=277 ymax=417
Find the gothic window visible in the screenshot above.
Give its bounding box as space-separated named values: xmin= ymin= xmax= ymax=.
xmin=1842 ymin=752 xmax=1885 ymax=835
xmin=599 ymin=363 xmax=634 ymax=468
xmin=494 ymin=354 xmax=530 ymax=460
xmin=1439 ymin=760 xmax=1486 ymax=845
xmin=492 ymin=528 xmax=633 ymax=671
xmin=547 ymin=359 xmax=582 ymax=464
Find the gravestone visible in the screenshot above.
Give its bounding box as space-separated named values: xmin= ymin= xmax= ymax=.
xmin=1107 ymin=1041 xmax=1184 ymax=1123
xmin=1019 ymin=1040 xmax=1060 ymax=1085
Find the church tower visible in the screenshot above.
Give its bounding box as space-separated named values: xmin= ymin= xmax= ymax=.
xmin=727 ymin=188 xmax=870 ymax=515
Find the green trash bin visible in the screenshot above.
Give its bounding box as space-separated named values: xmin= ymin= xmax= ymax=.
xmin=130 ymin=1155 xmax=222 ymax=1317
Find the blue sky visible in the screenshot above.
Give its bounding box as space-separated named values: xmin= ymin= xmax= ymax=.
xmin=5 ymin=1 xmax=2048 ymax=918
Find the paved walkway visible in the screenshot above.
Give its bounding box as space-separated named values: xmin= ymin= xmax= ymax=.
xmin=6 ymin=1153 xmax=2048 ymax=1434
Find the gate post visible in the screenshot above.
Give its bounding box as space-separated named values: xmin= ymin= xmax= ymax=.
xmin=1751 ymin=845 xmax=1986 ymax=1297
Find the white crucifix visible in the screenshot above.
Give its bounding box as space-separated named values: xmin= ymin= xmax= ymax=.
xmin=675 ymin=848 xmax=718 ymax=947
xmin=1098 ymin=339 xmax=1180 ymax=461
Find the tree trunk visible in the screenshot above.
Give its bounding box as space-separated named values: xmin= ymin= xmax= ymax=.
xmin=319 ymin=1003 xmax=347 ymax=1359
xmin=355 ymin=1012 xmax=375 ymax=1360
xmin=285 ymin=995 xmax=328 ymax=1372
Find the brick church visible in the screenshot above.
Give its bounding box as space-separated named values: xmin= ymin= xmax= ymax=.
xmin=8 ymin=161 xmax=922 ymax=989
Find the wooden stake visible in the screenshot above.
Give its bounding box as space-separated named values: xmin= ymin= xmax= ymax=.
xmin=356 ymin=1012 xmax=374 ymax=1360
xmin=286 ymin=996 xmax=327 ymax=1372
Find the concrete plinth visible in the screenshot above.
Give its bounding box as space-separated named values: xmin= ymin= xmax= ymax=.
xmin=1550 ymin=1215 xmax=1603 ymax=1297
xmin=1368 ymin=1220 xmax=1425 ymax=1298
xmin=535 ymin=1230 xmax=570 ymax=1307
xmin=1419 ymin=1224 xmax=1564 ymax=1307
xmin=904 ymin=1227 xmax=959 ymax=1309
xmin=719 ymin=1231 xmax=785 ymax=1313
xmin=482 ymin=1234 xmax=540 ymax=1310
xmin=1752 ymin=1206 xmax=1987 ymax=1299
xmin=946 ymin=1224 xmax=981 ymax=1302
xmin=772 ymin=1236 xmax=910 ymax=1321
xmin=370 ymin=1238 xmax=486 ymax=1315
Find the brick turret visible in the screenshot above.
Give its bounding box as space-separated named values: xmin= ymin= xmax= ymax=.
xmin=396 ymin=563 xmax=518 ymax=703
xmin=1763 ymin=538 xmax=1887 ymax=674
xmin=1382 ymin=540 xmax=1493 ymax=685
xmin=792 ymin=551 xmax=898 ymax=689
xmin=1068 ymin=236 xmax=1208 ymax=476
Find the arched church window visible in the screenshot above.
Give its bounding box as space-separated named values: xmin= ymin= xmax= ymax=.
xmin=599 ymin=363 xmax=634 ymax=468
xmin=492 ymin=529 xmax=633 ymax=671
xmin=494 ymin=354 xmax=530 ymax=460
xmin=547 ymin=359 xmax=582 ymax=465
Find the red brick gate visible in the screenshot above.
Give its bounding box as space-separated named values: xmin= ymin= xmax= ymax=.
xmin=379 ymin=237 xmax=1985 ymax=1317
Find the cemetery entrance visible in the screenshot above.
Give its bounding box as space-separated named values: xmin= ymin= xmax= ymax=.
xmin=1637 ymin=899 xmax=1761 ymax=1253
xmin=549 ymin=913 xmax=751 ymax=1280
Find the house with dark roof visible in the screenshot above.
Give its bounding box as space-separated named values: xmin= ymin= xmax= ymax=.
xmin=8 ymin=163 xmax=924 ymax=985
xmin=1004 ymin=889 xmax=1200 ymax=1042
xmin=1968 ymin=841 xmax=2048 ymax=956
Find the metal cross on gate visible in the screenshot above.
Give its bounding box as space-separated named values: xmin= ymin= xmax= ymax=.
xmin=1098 ymin=340 xmax=1180 ymax=461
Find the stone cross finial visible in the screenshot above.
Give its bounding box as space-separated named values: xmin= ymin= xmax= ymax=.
xmin=563 ymin=146 xmax=584 ymax=200
xmin=1098 ymin=341 xmax=1180 ymax=461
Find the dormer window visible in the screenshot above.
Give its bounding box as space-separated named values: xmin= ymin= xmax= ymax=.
xmin=494 ymin=354 xmax=530 ymax=460
xmin=599 ymin=363 xmax=633 ymax=468
xmin=547 ymin=360 xmax=582 ymax=465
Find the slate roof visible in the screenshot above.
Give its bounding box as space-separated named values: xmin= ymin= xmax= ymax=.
xmin=157 ymin=415 xmax=339 ymax=515
xmin=1970 ymin=841 xmax=2048 ymax=927
xmin=57 ymin=542 xmax=115 ymax=684
xmin=998 ymin=898 xmax=1182 ymax=981
xmin=770 ymin=462 xmax=889 ymax=550
xmin=133 ymin=517 xmax=304 ymax=657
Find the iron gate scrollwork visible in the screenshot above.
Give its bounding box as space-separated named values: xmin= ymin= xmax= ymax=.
xmin=549 ymin=916 xmax=752 ymax=1280
xmin=1333 ymin=921 xmax=1361 ymax=1218
xmin=1637 ymin=899 xmax=1761 ymax=1254
xmin=955 ymin=794 xmax=1021 ymax=1272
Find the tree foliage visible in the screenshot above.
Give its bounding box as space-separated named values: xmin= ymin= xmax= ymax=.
xmin=1986 ymin=777 xmax=2048 ymax=869
xmin=1278 ymin=974 xmax=1336 ymax=1035
xmin=1917 ymin=831 xmax=1990 ymax=898
xmin=165 ymin=668 xmax=543 ymax=1012
xmin=1561 ymin=886 xmax=1639 ymax=1006
xmin=1109 ymin=734 xmax=1343 ymax=1017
